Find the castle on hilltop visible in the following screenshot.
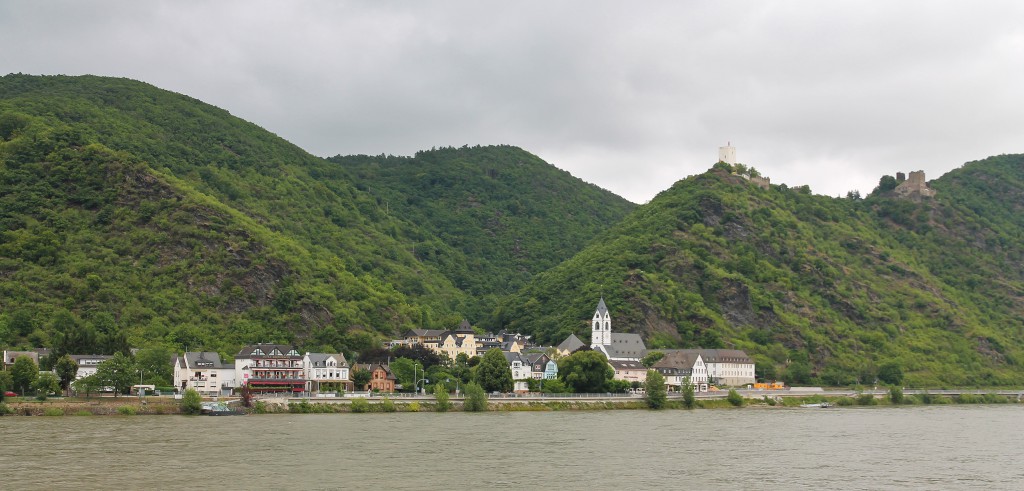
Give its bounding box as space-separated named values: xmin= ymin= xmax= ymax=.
xmin=718 ymin=142 xmax=770 ymax=190
xmin=894 ymin=170 xmax=936 ymax=199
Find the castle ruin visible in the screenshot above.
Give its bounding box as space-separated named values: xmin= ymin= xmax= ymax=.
xmin=894 ymin=170 xmax=936 ymax=199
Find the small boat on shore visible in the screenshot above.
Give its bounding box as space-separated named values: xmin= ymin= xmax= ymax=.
xmin=799 ymin=402 xmax=833 ymax=408
xmin=201 ymin=402 xmax=245 ymax=416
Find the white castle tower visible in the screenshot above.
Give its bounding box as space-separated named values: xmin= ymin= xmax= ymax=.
xmin=590 ymin=297 xmax=611 ymax=347
xmin=718 ymin=142 xmax=736 ymax=164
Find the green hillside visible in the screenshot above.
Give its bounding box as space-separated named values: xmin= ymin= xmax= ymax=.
xmin=0 ymin=75 xmax=458 ymax=358
xmin=0 ymin=74 xmax=634 ymax=359
xmin=330 ymin=146 xmax=635 ymax=315
xmin=492 ymin=158 xmax=1024 ymax=386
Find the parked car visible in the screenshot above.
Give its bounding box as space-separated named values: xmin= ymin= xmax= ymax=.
xmin=3 ymin=391 xmax=17 ymax=397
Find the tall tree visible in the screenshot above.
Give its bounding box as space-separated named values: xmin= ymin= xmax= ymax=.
xmin=95 ymin=352 xmax=137 ymax=397
xmin=681 ymin=376 xmax=696 ymax=409
xmin=0 ymin=371 xmax=12 ymax=401
xmin=645 ymin=370 xmax=667 ymax=409
xmin=33 ymin=372 xmax=60 ymax=398
xmin=351 ymin=367 xmax=372 ymax=391
xmin=557 ymin=350 xmax=613 ymax=393
xmin=10 ymin=355 xmax=39 ymax=396
xmin=462 ymin=382 xmax=488 ymax=412
xmin=475 ymin=348 xmax=513 ymax=393
xmin=54 ymin=354 xmax=79 ymax=396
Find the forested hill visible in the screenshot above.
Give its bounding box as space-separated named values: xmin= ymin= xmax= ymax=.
xmin=0 ymin=74 xmax=634 ymax=359
xmin=492 ymin=156 xmax=1024 ymax=386
xmin=329 ymin=146 xmax=635 ymax=314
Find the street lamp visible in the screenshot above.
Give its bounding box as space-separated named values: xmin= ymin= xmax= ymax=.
xmin=138 ymin=369 xmax=145 ymax=401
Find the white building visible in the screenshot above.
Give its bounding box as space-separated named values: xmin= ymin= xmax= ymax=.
xmin=657 ymin=349 xmax=754 ymax=387
xmin=173 ymin=352 xmax=237 ymax=396
xmin=504 ymin=351 xmax=533 ymax=381
xmin=303 ymin=352 xmax=350 ymax=394
xmin=69 ymin=354 xmax=113 ymax=380
xmin=653 ymin=351 xmax=709 ymax=392
xmin=589 ymin=298 xmax=646 ymax=362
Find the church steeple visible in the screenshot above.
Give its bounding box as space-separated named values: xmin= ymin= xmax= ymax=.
xmin=591 ymin=297 xmax=612 ymax=347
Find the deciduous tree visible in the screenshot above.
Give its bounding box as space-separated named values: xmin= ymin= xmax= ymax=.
xmin=557 ymin=350 xmax=613 ymax=393
xmin=54 ymin=355 xmax=79 ymax=395
xmin=10 ymin=355 xmax=38 ymax=396
xmin=645 ymin=370 xmax=667 ymax=409
xmin=475 ymin=348 xmax=513 ymax=393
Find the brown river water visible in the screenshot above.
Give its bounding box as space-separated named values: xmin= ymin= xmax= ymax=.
xmin=2 ymin=404 xmax=1022 ymax=490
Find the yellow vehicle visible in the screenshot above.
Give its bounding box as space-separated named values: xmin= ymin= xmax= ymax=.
xmin=753 ymin=381 xmax=786 ymax=390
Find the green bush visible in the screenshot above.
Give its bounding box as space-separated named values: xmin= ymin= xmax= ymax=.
xmin=956 ymin=393 xmax=979 ymax=404
xmin=252 ymin=401 xmax=269 ymax=414
xmin=380 ymin=398 xmax=396 ymax=413
xmin=73 ymin=409 xmax=93 ymax=416
xmin=350 ymin=398 xmax=370 ymax=413
xmin=0 ymin=403 xmax=12 ymax=416
xmin=180 ymin=388 xmax=203 ymax=415
xmin=407 ymin=402 xmax=421 ymax=412
xmin=117 ymin=405 xmax=137 ymax=416
xmin=463 ymin=382 xmax=488 ymax=412
xmin=43 ymin=407 xmax=65 ymax=416
xmin=726 ymin=389 xmax=744 ymax=407
xmin=856 ymin=393 xmax=878 ymax=406
xmin=763 ymin=395 xmax=778 ymax=406
xmin=834 ymin=397 xmax=856 ymax=406
xmin=434 ymin=383 xmax=451 ymax=412
xmin=888 ymin=386 xmax=904 ymax=405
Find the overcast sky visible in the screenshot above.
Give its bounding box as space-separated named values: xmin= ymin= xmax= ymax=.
xmin=3 ymin=1 xmax=1022 ymax=203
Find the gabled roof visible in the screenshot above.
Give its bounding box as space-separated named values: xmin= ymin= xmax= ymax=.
xmin=354 ymin=363 xmax=395 ymax=380
xmin=658 ymin=349 xmax=752 ymax=365
xmin=182 ymin=351 xmax=231 ymax=370
xmin=502 ymin=351 xmax=528 ymax=365
xmin=653 ymin=350 xmax=703 ymax=370
xmin=405 ymin=329 xmax=447 ymax=338
xmin=608 ymin=359 xmax=646 ymax=371
xmin=557 ymin=334 xmax=586 ymax=353
xmin=305 ymin=352 xmax=348 ymax=367
xmin=603 ymin=333 xmax=646 ymax=359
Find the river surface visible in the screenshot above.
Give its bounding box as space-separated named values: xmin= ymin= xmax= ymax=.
xmin=2 ymin=404 xmax=1022 ymax=490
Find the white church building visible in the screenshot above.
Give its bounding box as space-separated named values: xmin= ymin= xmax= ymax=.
xmin=589 ymin=298 xmax=646 ymax=362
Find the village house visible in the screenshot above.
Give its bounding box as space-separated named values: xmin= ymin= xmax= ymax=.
xmin=608 ymin=359 xmax=647 ymax=384
xmin=3 ymin=350 xmax=40 ymax=370
xmin=69 ymin=354 xmax=114 ymax=380
xmin=523 ymin=352 xmax=558 ymax=380
xmin=354 ymin=363 xmax=396 ymax=393
xmin=653 ymin=350 xmax=709 ymax=392
xmin=658 ymin=349 xmax=754 ymax=387
xmin=303 ymin=352 xmax=351 ymax=395
xmin=173 ymin=351 xmax=236 ymax=396
xmin=235 ymin=344 xmax=305 ymax=394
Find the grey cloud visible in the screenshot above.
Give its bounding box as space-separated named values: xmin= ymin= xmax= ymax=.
xmin=2 ymin=1 xmax=1022 ymax=203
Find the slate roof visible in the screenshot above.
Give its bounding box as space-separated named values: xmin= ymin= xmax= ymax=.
xmin=557 ymin=334 xmax=586 ymax=353
xmin=305 ymin=352 xmax=348 ymax=368
xmin=405 ymin=329 xmax=447 ymax=338
xmin=601 ymin=332 xmax=646 ymax=359
xmin=653 ymin=350 xmax=703 ymax=371
xmin=658 ymin=349 xmax=751 ymax=365
xmin=595 ymin=297 xmax=608 ymax=316
xmin=181 ymin=351 xmax=231 ymax=369
xmin=608 ymin=359 xmax=646 ymax=371
xmin=455 ymin=320 xmax=474 ymax=334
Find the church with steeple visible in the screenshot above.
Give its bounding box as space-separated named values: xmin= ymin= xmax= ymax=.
xmin=588 ymin=298 xmax=646 ymax=361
